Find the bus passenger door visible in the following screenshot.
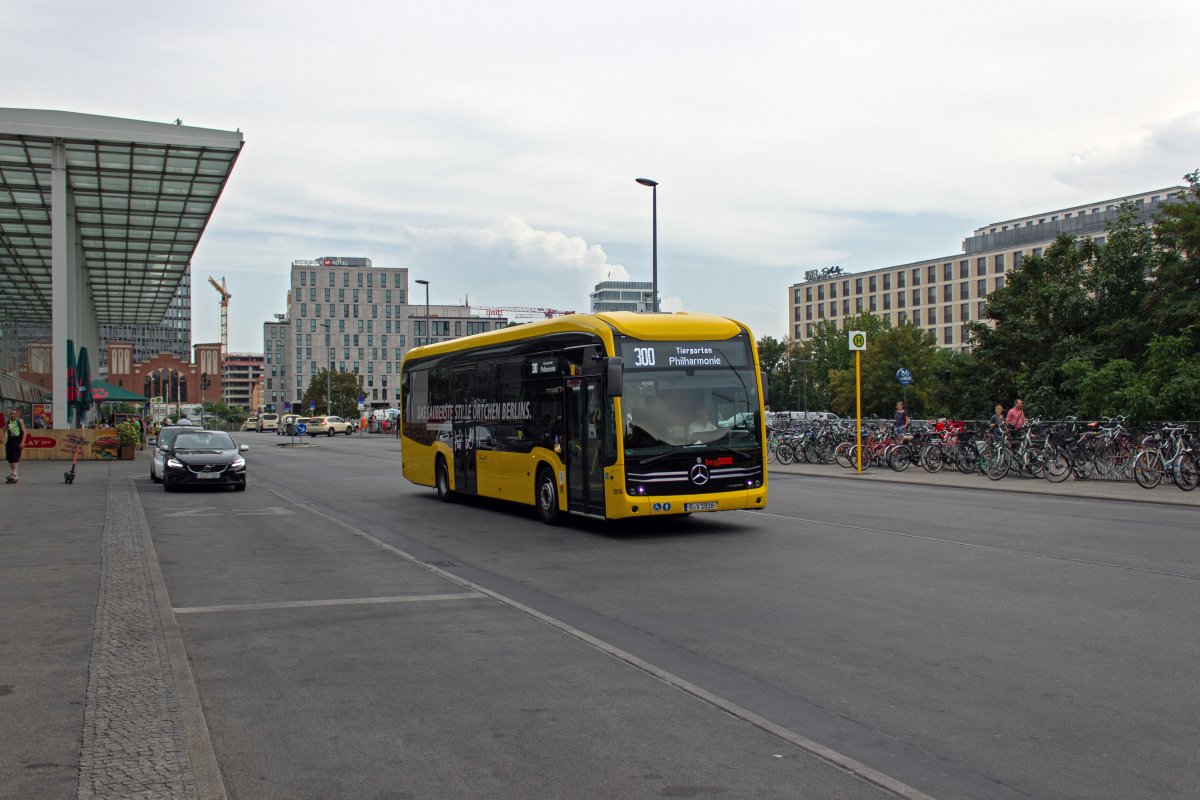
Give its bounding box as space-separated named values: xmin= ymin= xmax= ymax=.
xmin=452 ymin=367 xmax=477 ymax=495
xmin=565 ymin=376 xmax=605 ymax=516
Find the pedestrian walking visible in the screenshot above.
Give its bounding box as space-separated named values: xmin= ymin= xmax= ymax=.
xmin=6 ymin=407 xmax=26 ymax=484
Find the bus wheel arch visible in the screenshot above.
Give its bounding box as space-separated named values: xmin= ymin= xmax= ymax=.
xmin=435 ymin=456 xmax=454 ymax=502
xmin=535 ymin=464 xmax=560 ymax=525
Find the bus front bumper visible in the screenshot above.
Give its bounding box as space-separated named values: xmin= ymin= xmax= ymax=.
xmin=607 ymin=489 xmax=766 ymax=519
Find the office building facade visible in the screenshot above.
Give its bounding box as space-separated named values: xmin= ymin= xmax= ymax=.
xmin=590 ymin=280 xmax=657 ymax=313
xmin=261 ymin=257 xmax=508 ymax=413
xmin=221 ymin=352 xmax=264 ymax=409
xmin=788 ymin=187 xmax=1182 ymax=351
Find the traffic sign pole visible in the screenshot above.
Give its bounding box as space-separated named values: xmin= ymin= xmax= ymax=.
xmin=855 ymin=351 xmax=862 ymax=473
xmin=848 ymin=331 xmax=867 ymax=474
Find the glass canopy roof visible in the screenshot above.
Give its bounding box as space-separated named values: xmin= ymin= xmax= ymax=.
xmin=0 ymin=109 xmax=243 ymax=326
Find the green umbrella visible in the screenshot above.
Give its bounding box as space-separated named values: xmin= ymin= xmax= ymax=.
xmin=75 ymin=346 xmax=93 ymax=425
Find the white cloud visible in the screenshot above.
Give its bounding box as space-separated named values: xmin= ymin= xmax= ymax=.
xmin=6 ymin=0 xmax=1198 ymax=350
xmin=403 ymin=216 xmax=630 ymax=284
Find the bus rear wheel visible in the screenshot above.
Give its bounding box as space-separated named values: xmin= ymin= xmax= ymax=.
xmin=435 ymin=459 xmax=454 ymax=502
xmin=536 ymin=467 xmax=560 ymax=525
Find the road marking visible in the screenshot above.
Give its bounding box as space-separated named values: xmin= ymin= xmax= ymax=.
xmin=161 ymin=506 xmax=294 ymax=518
xmin=259 ymin=482 xmax=939 ymax=800
xmin=174 ymin=593 xmax=483 ymax=615
xmin=163 ymin=507 xmax=220 ymax=517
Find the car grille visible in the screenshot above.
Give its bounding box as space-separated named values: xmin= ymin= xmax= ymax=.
xmin=187 ymin=464 xmax=228 ymax=477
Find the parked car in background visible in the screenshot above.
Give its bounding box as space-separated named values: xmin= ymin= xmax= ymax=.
xmin=162 ymin=430 xmax=249 ymax=492
xmin=241 ymin=417 xmax=259 ymax=432
xmin=258 ymin=412 xmax=279 ymax=433
xmin=306 ymin=415 xmax=354 ymax=436
xmin=151 ymin=425 xmax=204 ymax=483
xmin=278 ymin=414 xmax=301 ymax=435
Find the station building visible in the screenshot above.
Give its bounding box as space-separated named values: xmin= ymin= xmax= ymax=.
xmin=788 ymin=187 xmax=1183 ymax=351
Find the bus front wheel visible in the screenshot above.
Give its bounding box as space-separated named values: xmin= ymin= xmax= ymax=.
xmin=536 ymin=468 xmax=560 ymax=525
xmin=435 ymin=459 xmax=454 ymax=502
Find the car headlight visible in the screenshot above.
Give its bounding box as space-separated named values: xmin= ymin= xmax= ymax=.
xmin=166 ymin=458 xmax=183 ymax=468
xmin=231 ymin=457 xmax=246 ymax=469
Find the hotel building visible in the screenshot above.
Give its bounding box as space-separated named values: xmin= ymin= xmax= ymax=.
xmin=788 ymin=187 xmax=1182 ymax=351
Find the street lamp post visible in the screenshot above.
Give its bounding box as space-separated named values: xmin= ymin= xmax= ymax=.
xmin=635 ymin=178 xmax=659 ymax=312
xmin=795 ymin=359 xmax=813 ymax=415
xmin=322 ymin=320 xmax=332 ymax=416
xmin=415 ymin=279 xmax=430 ymax=345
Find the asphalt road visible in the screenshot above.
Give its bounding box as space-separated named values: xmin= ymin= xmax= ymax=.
xmin=138 ymin=432 xmax=1200 ymax=799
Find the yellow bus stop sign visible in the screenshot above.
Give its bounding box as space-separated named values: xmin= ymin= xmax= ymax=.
xmin=848 ymin=331 xmax=867 ymax=351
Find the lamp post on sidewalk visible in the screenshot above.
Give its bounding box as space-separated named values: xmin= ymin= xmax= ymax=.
xmin=322 ymin=320 xmax=333 ymax=416
xmin=415 ymin=279 xmax=430 ymax=345
xmin=635 ymin=178 xmax=659 ymax=313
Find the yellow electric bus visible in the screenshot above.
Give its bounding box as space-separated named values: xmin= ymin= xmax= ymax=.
xmin=400 ymin=312 xmax=767 ymax=523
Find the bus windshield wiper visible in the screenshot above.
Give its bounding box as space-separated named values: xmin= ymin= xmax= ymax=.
xmin=633 ymin=451 xmax=678 ymax=466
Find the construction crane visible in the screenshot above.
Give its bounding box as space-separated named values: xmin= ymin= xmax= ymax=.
xmin=207 ymin=276 xmax=231 ymax=356
xmin=470 ymin=305 xmax=575 ymax=319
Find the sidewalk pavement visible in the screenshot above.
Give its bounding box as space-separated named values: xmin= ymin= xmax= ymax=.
xmin=769 ymin=458 xmax=1200 ymax=508
xmin=0 ymin=456 xmax=224 ymax=800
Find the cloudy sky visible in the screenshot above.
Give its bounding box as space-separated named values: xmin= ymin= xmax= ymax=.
xmin=5 ymin=0 xmax=1198 ymax=351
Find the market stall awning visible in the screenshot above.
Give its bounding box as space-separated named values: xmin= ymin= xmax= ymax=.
xmin=89 ymin=379 xmax=146 ymax=402
xmin=48 ymin=379 xmax=149 ymax=403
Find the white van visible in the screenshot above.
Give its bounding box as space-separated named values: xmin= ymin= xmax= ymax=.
xmin=258 ymin=412 xmax=280 ymax=432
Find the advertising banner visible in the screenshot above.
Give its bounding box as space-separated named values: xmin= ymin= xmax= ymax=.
xmin=19 ymin=428 xmax=120 ymax=461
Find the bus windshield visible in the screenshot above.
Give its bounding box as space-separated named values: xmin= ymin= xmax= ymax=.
xmin=618 ymin=339 xmax=761 ymax=458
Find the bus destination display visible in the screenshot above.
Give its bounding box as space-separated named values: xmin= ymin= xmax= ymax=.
xmin=620 ymin=340 xmax=749 ymax=371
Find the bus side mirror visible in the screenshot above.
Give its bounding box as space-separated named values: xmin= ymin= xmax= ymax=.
xmin=605 ymin=357 xmax=624 ymax=398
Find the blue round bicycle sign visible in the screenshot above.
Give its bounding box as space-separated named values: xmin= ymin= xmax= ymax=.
xmin=896 ymin=367 xmax=913 ymax=385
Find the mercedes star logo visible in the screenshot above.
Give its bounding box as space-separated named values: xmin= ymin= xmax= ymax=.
xmin=689 ymin=463 xmax=710 ymax=486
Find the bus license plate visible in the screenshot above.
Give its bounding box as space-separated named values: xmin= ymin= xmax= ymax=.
xmin=684 ymin=501 xmax=718 ymax=512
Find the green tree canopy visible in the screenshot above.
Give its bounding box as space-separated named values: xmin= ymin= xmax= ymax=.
xmin=302 ymin=369 xmax=364 ymax=419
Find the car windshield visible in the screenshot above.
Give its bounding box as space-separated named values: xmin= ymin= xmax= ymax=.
xmin=173 ymin=432 xmax=236 ymax=450
xmin=158 ymin=427 xmax=190 ymax=449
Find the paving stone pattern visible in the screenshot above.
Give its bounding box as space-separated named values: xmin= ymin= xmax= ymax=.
xmin=76 ymin=475 xmax=197 ymax=800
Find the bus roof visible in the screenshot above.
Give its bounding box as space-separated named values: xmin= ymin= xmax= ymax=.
xmin=404 ymin=312 xmax=751 ymax=364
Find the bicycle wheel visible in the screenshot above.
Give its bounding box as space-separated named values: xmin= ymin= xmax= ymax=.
xmin=766 ymin=437 xmax=778 ymax=464
xmin=1132 ymin=449 xmax=1163 ymax=490
xmin=834 ymin=442 xmax=854 ymax=469
xmin=889 ymin=444 xmax=912 ymax=472
xmin=921 ymin=443 xmax=945 ymax=474
xmin=1174 ymin=452 xmax=1198 ymax=491
xmin=776 ymin=442 xmax=795 ymax=465
xmin=955 ymin=441 xmax=979 ymax=474
xmin=848 ymin=444 xmax=870 ymax=472
xmin=1042 ymin=447 xmax=1072 ymax=483
xmin=985 ymin=446 xmax=1011 ymax=481
xmin=1022 ymin=447 xmax=1046 ymax=479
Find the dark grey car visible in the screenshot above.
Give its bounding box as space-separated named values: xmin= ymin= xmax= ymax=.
xmin=162 ymin=430 xmax=249 ymax=492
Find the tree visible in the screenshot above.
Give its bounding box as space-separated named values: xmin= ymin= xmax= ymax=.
xmin=797 ymin=314 xmax=890 ymax=413
xmin=966 ymin=234 xmax=1098 ymax=417
xmin=756 ymin=335 xmax=793 ymax=410
xmin=1146 ymin=171 xmax=1200 ymax=348
xmin=302 ymin=369 xmax=364 ymax=419
xmin=827 ymin=322 xmax=941 ymax=418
